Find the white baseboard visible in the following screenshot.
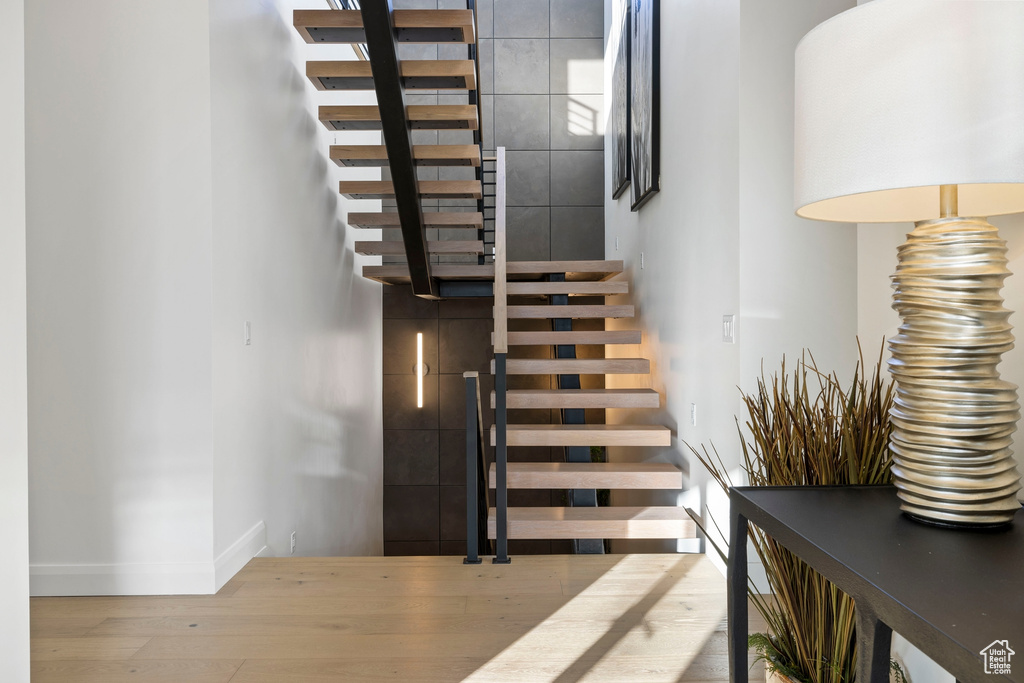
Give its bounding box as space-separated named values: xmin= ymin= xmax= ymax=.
xmin=30 ymin=561 xmax=216 ymax=596
xmin=31 ymin=520 xmax=268 ymax=597
xmin=214 ymin=520 xmax=267 ymax=591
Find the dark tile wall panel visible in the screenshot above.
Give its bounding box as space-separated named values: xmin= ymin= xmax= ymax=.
xmin=384 ymin=430 xmax=439 ymax=486
xmin=384 ymin=486 xmax=440 ymax=541
xmin=383 ymin=285 xmax=494 ymax=556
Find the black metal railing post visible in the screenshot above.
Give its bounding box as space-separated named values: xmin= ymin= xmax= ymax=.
xmin=493 ymin=353 xmax=510 ymax=563
xmin=464 ymin=371 xmax=483 ymax=564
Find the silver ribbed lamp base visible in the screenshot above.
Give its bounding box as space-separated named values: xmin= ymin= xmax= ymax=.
xmin=889 ymin=216 xmax=1022 ymax=527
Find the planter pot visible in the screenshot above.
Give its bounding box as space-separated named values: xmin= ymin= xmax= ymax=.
xmin=766 ymin=669 xmax=800 ymax=683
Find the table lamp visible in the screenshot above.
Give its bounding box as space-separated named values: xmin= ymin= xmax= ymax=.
xmin=794 ymin=0 xmax=1024 ymax=527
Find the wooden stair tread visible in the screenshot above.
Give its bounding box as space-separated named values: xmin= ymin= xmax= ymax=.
xmin=498 ymin=330 xmax=642 ymax=346
xmin=355 ymin=240 xmax=483 ymax=255
xmin=363 ymin=264 xmax=495 ymax=284
xmin=339 ymin=180 xmax=482 ymax=200
xmin=295 ymin=9 xmax=476 ymax=44
xmin=487 ymin=506 xmax=696 ymax=540
xmin=363 ymin=261 xmax=625 ymax=285
xmin=506 ymin=304 xmax=634 ymax=319
xmin=308 ymin=60 xmax=476 ymax=91
xmin=349 ymin=212 xmax=483 ymax=229
xmin=491 ymin=424 xmax=671 ymax=447
xmin=491 ymin=358 xmax=651 ymax=375
xmin=320 ymin=105 xmax=478 ymax=131
xmin=507 ymin=261 xmax=624 ymax=277
xmin=492 ymin=388 xmax=659 ymax=409
xmin=488 ymin=463 xmax=682 ymax=489
xmin=506 ymin=281 xmax=629 ymax=296
xmin=331 ymin=145 xmax=480 ymax=168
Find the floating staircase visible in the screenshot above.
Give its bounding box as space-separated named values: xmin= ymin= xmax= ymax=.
xmin=295 ymin=5 xmax=694 ymax=557
xmin=295 ymin=4 xmax=491 ymax=298
xmin=488 ymin=267 xmax=696 ymax=550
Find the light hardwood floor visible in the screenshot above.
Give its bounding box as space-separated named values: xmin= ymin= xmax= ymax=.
xmin=31 ymin=553 xmax=766 ymax=683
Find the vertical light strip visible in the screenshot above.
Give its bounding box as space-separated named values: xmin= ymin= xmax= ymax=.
xmin=416 ymin=332 xmax=424 ymax=408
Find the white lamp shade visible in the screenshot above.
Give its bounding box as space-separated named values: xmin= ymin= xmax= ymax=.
xmin=794 ymin=0 xmax=1024 ymax=223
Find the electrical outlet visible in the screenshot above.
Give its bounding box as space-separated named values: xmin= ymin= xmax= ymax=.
xmin=640 ymin=252 xmax=645 ymax=269
xmin=244 ymin=321 xmax=252 ymax=346
xmin=615 ymin=236 xmax=619 ymax=251
xmin=722 ymin=314 xmax=735 ymax=343
xmin=690 ymin=403 xmax=697 ymax=426
xmin=290 ymin=531 xmax=296 ymax=555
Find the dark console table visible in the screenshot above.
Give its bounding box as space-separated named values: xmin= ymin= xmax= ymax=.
xmin=728 ymin=485 xmax=1023 ymax=683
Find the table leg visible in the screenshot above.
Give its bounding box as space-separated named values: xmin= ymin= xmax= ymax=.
xmin=728 ymin=501 xmax=748 ymax=683
xmin=856 ymin=604 xmax=893 ymax=683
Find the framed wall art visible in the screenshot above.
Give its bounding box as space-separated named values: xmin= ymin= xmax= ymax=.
xmin=630 ymin=0 xmax=660 ymax=211
xmin=610 ymin=0 xmax=630 ymax=199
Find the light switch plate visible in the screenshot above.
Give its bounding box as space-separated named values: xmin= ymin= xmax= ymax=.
xmin=722 ymin=315 xmax=735 ymax=343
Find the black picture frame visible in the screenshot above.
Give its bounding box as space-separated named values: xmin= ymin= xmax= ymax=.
xmin=630 ymin=0 xmax=660 ymax=211
xmin=610 ymin=0 xmax=630 ymax=200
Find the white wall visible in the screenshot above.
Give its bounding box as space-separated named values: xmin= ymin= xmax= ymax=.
xmin=739 ymin=0 xmax=858 ymax=386
xmin=26 ymin=0 xmax=217 ymax=595
xmin=603 ymin=0 xmax=856 ymax=557
xmin=209 ymin=0 xmax=383 ymax=573
xmin=604 ymin=0 xmax=742 ymax=556
xmin=25 ymin=0 xmax=383 ymax=596
xmin=0 ymin=0 xmax=31 ymax=676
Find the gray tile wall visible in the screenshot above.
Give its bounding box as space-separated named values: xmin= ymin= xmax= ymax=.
xmin=382 ymin=0 xmax=605 ymax=263
xmin=484 ymin=0 xmax=606 ymax=261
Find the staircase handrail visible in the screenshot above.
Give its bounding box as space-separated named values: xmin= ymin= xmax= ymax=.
xmin=492 ymin=147 xmax=510 ymax=563
xmin=494 ymin=147 xmax=507 ymax=353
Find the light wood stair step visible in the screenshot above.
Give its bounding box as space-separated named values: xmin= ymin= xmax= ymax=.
xmin=491 ymin=358 xmax=650 ymax=375
xmin=506 ymin=281 xmax=629 ymax=296
xmin=331 ymin=145 xmax=480 ymax=168
xmin=491 ymin=424 xmax=671 ymax=447
xmin=487 ymin=506 xmax=696 ymax=540
xmin=294 ymin=9 xmax=476 ymax=44
xmin=362 ymin=261 xmax=624 ymax=285
xmin=506 ymin=261 xmax=624 ymax=278
xmin=496 ymin=330 xmax=642 ymax=346
xmin=506 ymin=305 xmax=634 ymax=319
xmin=492 ymin=388 xmax=659 ymax=409
xmin=363 ymin=264 xmax=494 ymax=284
xmin=308 ymin=60 xmax=476 ymax=91
xmin=489 ymin=463 xmax=682 ymax=489
xmin=339 ymin=180 xmax=481 ymax=200
xmin=355 ymin=240 xmax=483 ymax=256
xmin=320 ymin=105 xmax=478 ymax=131
xmin=349 ymin=211 xmax=483 ymax=229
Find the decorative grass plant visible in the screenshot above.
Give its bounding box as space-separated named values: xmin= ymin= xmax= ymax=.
xmin=691 ymin=343 xmax=904 ymax=683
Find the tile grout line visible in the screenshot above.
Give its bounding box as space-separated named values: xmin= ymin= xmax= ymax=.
xmin=546 ymin=1 xmax=552 ymax=261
